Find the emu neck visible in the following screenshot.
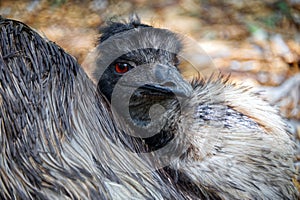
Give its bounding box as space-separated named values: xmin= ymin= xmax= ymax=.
xmin=128 ymin=94 xmax=180 ymax=152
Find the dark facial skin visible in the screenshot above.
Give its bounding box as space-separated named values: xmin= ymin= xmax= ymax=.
xmin=98 ymin=48 xmax=180 ymax=102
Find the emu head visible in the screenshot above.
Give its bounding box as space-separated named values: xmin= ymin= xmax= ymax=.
xmin=85 ymin=17 xmax=193 ymax=146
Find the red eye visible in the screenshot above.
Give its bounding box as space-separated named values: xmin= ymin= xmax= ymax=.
xmin=115 ymin=63 xmax=130 ymax=74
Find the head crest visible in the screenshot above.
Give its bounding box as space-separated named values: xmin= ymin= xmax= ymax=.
xmin=99 ymin=15 xmax=152 ymax=43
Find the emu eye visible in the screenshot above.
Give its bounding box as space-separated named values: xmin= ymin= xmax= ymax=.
xmin=115 ymin=62 xmax=131 ymax=74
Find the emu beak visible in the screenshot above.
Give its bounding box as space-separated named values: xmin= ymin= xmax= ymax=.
xmin=141 ymin=64 xmax=193 ymax=98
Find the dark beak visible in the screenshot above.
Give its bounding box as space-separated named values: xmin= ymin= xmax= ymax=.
xmin=140 ymin=84 xmax=191 ymax=98
xmin=140 ymin=64 xmax=193 ymax=98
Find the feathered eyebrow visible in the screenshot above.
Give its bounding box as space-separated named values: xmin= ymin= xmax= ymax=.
xmin=112 ymin=48 xmax=179 ymax=65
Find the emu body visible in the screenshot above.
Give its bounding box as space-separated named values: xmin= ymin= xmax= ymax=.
xmin=87 ymin=17 xmax=299 ymax=199
xmin=0 ymin=18 xmax=183 ymax=200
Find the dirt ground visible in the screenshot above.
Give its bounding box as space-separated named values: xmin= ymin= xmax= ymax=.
xmin=1 ymin=0 xmax=300 ymax=190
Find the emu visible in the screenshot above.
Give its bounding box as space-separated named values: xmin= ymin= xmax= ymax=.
xmin=0 ymin=16 xmax=298 ymax=199
xmin=84 ymin=17 xmax=299 ymax=199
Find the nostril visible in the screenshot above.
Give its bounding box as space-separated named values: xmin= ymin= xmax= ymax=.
xmin=162 ymin=81 xmax=176 ymax=87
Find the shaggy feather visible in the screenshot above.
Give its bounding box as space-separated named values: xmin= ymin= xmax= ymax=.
xmin=0 ymin=18 xmax=184 ymax=200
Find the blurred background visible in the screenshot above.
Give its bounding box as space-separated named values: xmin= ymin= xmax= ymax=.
xmin=1 ymin=0 xmax=300 ymax=189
